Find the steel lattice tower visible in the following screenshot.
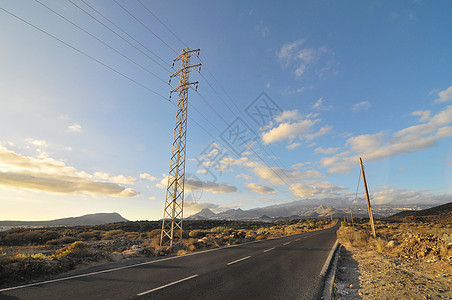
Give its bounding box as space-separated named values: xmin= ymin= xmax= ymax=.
xmin=160 ymin=48 xmax=201 ymax=247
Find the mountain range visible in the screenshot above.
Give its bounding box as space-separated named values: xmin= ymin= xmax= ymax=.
xmin=186 ymin=199 xmax=445 ymax=221
xmin=0 ymin=212 xmax=128 ymax=227
xmin=187 ymin=202 xmax=350 ymax=222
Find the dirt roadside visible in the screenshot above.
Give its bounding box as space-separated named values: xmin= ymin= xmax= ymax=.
xmin=334 ymin=217 xmax=452 ymax=300
xmin=335 ymin=245 xmax=451 ymax=300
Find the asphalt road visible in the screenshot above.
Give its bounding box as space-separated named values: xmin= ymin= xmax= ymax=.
xmin=0 ymin=222 xmax=339 ymax=300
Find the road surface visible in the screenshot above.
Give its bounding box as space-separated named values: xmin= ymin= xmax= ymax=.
xmin=0 ymin=222 xmax=339 ymax=300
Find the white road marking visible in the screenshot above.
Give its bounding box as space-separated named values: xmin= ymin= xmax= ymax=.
xmin=283 ymin=242 xmax=291 ymax=245
xmin=0 ymin=224 xmax=337 ymax=292
xmin=137 ymin=274 xmax=199 ymax=296
xmin=226 ymin=256 xmax=252 ymax=266
xmin=263 ymin=247 xmax=275 ymax=253
xmin=295 ymin=238 xmax=300 ymax=241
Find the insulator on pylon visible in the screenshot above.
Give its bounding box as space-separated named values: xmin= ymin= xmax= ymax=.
xmin=198 ymin=66 xmax=201 ymax=72
xmin=172 ymin=62 xmax=175 ymax=68
xmin=195 ymin=84 xmax=198 ymax=91
xmin=169 ymin=78 xmax=171 ymax=84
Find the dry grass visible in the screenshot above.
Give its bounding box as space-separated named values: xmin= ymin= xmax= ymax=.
xmin=337 ymin=226 xmax=369 ymax=248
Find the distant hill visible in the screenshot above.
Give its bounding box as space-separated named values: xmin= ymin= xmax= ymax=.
xmin=188 ymin=208 xmax=216 ymax=220
xmin=389 ymin=201 xmax=452 ymax=220
xmin=0 ymin=212 xmax=128 ymax=227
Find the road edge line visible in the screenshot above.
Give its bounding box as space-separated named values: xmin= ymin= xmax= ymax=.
xmin=0 ymin=222 xmax=338 ymax=292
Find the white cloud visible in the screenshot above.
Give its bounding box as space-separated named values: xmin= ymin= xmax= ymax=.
xmin=186 ymin=178 xmax=237 ymax=194
xmin=266 ymin=82 xmax=270 ymax=89
xmin=411 ymin=110 xmax=431 ymax=122
xmin=252 ymin=166 xmax=325 ymax=185
xmin=262 ymin=119 xmax=318 ymax=144
xmin=370 ymin=186 xmax=451 ymax=205
xmin=291 ymin=162 xmax=304 ymax=170
xmin=221 ymin=156 xmax=324 ymax=186
xmin=321 ymin=105 xmax=452 ymax=173
xmin=246 ymin=183 xmax=276 ymax=195
xmin=274 ymin=109 xmax=303 ymax=122
xmin=94 ymin=172 xmax=136 ymax=185
xmin=27 ymin=139 xmax=47 ymax=147
xmin=352 ymin=101 xmax=371 ymax=111
xmin=290 ymin=180 xmax=347 ymax=198
xmin=286 ymin=142 xmax=301 ymax=150
xmin=156 ymin=174 xmax=237 ymax=194
xmin=305 ymin=125 xmax=332 ymax=140
xmin=140 ymin=173 xmax=157 ymax=182
xmin=0 ymin=145 xmax=138 ymax=197
xmin=262 ymin=110 xmax=330 ymax=146
xmin=312 ymin=98 xmax=332 ymax=111
xmin=236 ymin=173 xmax=253 ymax=180
xmin=276 ymin=40 xmax=332 ymax=79
xmin=434 ymin=85 xmax=452 ymax=103
xmin=277 ymin=40 xmax=305 ymax=65
xmin=315 ymin=146 xmax=340 ymax=155
xmin=68 ymin=123 xmax=82 ymax=133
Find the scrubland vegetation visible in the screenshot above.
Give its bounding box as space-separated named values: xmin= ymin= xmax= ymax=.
xmin=0 ymin=218 xmax=335 ymax=287
xmin=338 ymin=218 xmax=452 ymax=262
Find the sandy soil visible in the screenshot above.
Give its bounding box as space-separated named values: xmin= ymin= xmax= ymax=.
xmin=335 ymin=245 xmax=452 ymax=300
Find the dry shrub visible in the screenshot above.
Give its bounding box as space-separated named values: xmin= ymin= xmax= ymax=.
xmin=374 ymin=237 xmax=386 ymax=252
xmin=439 ymin=241 xmax=452 ymax=259
xmin=189 ymin=230 xmax=207 ymax=238
xmin=255 ymin=235 xmax=266 ymax=241
xmin=337 ymin=227 xmax=369 ymax=248
xmin=103 ymin=230 xmax=123 ymax=239
xmin=188 ymin=240 xmax=197 ymax=251
xmin=54 ymin=241 xmax=91 ymax=258
xmin=125 ymin=232 xmax=139 ymax=240
xmin=147 ymin=229 xmax=161 ymax=239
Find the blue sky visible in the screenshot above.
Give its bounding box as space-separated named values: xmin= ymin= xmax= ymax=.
xmin=1 ymin=0 xmax=451 ymax=221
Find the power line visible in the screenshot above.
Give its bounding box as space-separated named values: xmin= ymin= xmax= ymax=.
xmin=67 ymin=0 xmax=172 ymax=74
xmin=112 ymin=0 xmax=178 ymax=55
xmin=192 ymin=89 xmax=295 ymax=191
xmin=135 ymin=2 xmax=300 ymax=187
xmin=171 ymin=97 xmax=291 ymax=196
xmin=79 ymin=0 xmax=172 ymax=69
xmin=137 ymin=0 xmax=189 ymax=48
xmin=35 ymin=0 xmax=168 ymax=86
xmin=4 ymin=3 xmax=294 ymax=196
xmin=0 ymin=6 xmax=168 ymax=101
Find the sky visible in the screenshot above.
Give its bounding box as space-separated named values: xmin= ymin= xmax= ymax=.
xmin=1 ymin=0 xmax=452 ymax=221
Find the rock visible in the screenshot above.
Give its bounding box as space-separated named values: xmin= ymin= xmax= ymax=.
xmin=387 ymin=240 xmax=399 ymax=248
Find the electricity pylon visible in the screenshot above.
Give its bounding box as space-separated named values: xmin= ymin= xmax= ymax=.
xmin=160 ymin=48 xmax=201 ymax=247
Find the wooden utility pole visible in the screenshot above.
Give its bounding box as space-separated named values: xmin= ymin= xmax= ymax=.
xmin=359 ymin=157 xmax=376 ymax=238
xmin=350 ymin=209 xmax=354 ymax=228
